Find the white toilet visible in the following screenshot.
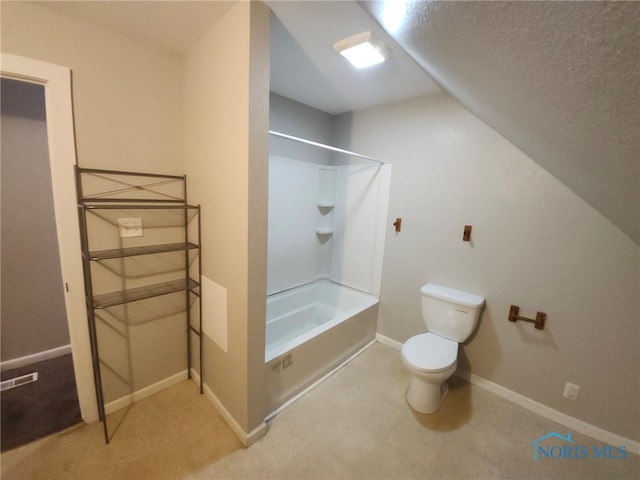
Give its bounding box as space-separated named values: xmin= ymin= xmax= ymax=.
xmin=401 ymin=284 xmax=485 ymax=414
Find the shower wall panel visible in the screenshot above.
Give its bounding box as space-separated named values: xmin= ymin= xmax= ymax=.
xmin=268 ymin=157 xmax=391 ymax=297
xmin=331 ymin=164 xmax=391 ymax=295
xmin=268 ymin=158 xmax=320 ymax=294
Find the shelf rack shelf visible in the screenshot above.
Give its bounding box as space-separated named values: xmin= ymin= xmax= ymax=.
xmin=75 ymin=167 xmax=202 ymax=445
xmin=89 ymin=242 xmax=199 ymax=261
xmin=93 ymin=278 xmax=200 ymax=309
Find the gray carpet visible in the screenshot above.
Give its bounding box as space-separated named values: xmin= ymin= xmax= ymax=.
xmin=1 ymin=353 xmax=82 ymax=451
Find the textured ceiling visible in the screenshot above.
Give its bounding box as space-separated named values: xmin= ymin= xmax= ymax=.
xmin=362 ymin=1 xmax=640 ymax=244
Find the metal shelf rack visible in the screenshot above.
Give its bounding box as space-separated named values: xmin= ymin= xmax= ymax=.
xmin=75 ymin=167 xmax=202 ymax=444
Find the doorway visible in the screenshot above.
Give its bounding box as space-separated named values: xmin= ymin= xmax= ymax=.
xmin=1 ymin=78 xmax=82 ymax=450
xmin=1 ymin=53 xmax=99 ymax=437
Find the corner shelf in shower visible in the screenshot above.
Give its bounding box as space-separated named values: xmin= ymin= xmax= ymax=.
xmin=317 ymin=205 xmax=334 ymax=234
xmin=75 ymin=166 xmax=202 ymax=445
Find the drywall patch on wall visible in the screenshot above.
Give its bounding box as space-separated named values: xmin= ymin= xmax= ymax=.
xmin=201 ymin=275 xmax=228 ymax=353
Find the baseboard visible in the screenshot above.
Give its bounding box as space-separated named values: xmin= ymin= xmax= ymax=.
xmin=374 ymin=333 xmax=639 ymax=456
xmin=104 ymin=370 xmax=188 ymax=415
xmin=1 ymin=344 xmax=71 ymax=372
xmin=189 ymin=368 xmax=202 ymax=389
xmin=199 ymin=375 xmax=267 ymax=447
xmin=455 ymin=369 xmax=640 ymax=456
xmin=375 ymin=332 xmax=403 ymax=351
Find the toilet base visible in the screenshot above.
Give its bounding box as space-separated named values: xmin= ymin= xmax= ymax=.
xmin=406 ymin=376 xmax=451 ymax=414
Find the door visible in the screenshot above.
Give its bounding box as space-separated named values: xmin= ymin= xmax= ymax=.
xmin=0 ymin=77 xmax=83 ymax=450
xmin=0 ymin=54 xmax=98 ymax=436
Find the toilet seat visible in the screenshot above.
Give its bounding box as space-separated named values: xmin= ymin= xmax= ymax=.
xmin=402 ymin=333 xmax=458 ymax=373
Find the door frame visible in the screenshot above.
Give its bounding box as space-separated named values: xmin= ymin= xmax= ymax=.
xmin=1 ymin=53 xmax=98 ymax=423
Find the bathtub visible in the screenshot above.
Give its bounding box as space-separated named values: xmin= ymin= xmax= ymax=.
xmin=265 ymin=279 xmax=379 ymax=415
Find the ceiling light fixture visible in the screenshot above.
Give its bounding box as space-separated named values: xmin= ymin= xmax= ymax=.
xmin=334 ymin=31 xmax=388 ymax=69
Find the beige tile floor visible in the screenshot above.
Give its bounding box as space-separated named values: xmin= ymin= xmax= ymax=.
xmin=2 ymin=342 xmax=638 ymax=479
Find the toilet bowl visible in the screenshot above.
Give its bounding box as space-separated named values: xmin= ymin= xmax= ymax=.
xmin=402 ymin=284 xmax=484 ymax=414
xmin=402 ymin=333 xmax=458 ymax=413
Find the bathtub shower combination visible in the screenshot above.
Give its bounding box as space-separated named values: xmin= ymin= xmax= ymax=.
xmin=265 ymin=131 xmax=391 ymax=416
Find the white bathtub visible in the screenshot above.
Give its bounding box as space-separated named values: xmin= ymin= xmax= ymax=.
xmin=265 ymin=279 xmax=378 ymax=362
xmin=265 ymin=279 xmax=379 ymax=414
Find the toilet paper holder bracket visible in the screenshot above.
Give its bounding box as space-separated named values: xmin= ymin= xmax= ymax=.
xmin=508 ymin=305 xmax=546 ymax=330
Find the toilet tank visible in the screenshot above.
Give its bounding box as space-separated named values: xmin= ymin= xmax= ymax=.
xmin=421 ymin=284 xmax=485 ymax=342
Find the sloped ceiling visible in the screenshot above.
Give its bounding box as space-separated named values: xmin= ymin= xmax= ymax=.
xmin=268 ymin=1 xmax=440 ymax=114
xmin=26 ymin=1 xmax=640 ymax=243
xmin=361 ymin=1 xmax=640 ymax=244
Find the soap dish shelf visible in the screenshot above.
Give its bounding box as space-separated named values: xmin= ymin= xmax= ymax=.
xmin=317 ymin=202 xmax=335 ymax=209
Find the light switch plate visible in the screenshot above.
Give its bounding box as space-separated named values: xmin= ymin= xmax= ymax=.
xmin=118 ymin=217 xmax=143 ymax=238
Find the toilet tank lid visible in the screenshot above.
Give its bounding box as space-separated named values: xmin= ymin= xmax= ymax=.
xmin=421 ymin=284 xmax=485 ymax=308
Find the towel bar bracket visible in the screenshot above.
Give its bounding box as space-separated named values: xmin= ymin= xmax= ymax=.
xmin=508 ymin=305 xmax=546 ymax=330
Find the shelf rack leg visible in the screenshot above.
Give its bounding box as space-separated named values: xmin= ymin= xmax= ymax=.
xmin=77 ymin=200 xmax=110 ymax=444
xmin=198 ymin=205 xmax=203 ymax=394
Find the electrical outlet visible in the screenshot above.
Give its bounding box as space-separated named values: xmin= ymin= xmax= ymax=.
xmin=282 ymin=353 xmax=293 ymax=369
xmin=271 ymin=354 xmax=293 ymax=373
xmin=118 ymin=218 xmax=143 ymax=238
xmin=563 ymin=382 xmax=580 ymax=401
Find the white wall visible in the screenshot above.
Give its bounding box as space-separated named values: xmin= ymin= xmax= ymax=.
xmin=332 ymin=164 xmax=391 ymax=295
xmin=269 ymin=93 xmax=333 ymax=165
xmin=0 ymin=2 xmax=183 ymax=174
xmin=268 ymin=158 xmax=324 ymax=293
xmin=182 ymin=1 xmax=270 ymax=437
xmin=335 ymin=92 xmax=639 ymax=442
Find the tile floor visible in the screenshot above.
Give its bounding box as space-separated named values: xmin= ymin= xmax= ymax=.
xmin=1 ymin=342 xmax=638 ymax=479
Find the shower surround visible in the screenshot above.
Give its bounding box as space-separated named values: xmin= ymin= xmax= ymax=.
xmin=265 ymin=155 xmax=391 ymax=415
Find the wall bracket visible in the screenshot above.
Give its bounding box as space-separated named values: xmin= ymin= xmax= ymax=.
xmin=463 ymin=225 xmax=472 ymax=241
xmin=508 ymin=305 xmax=546 ymax=330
